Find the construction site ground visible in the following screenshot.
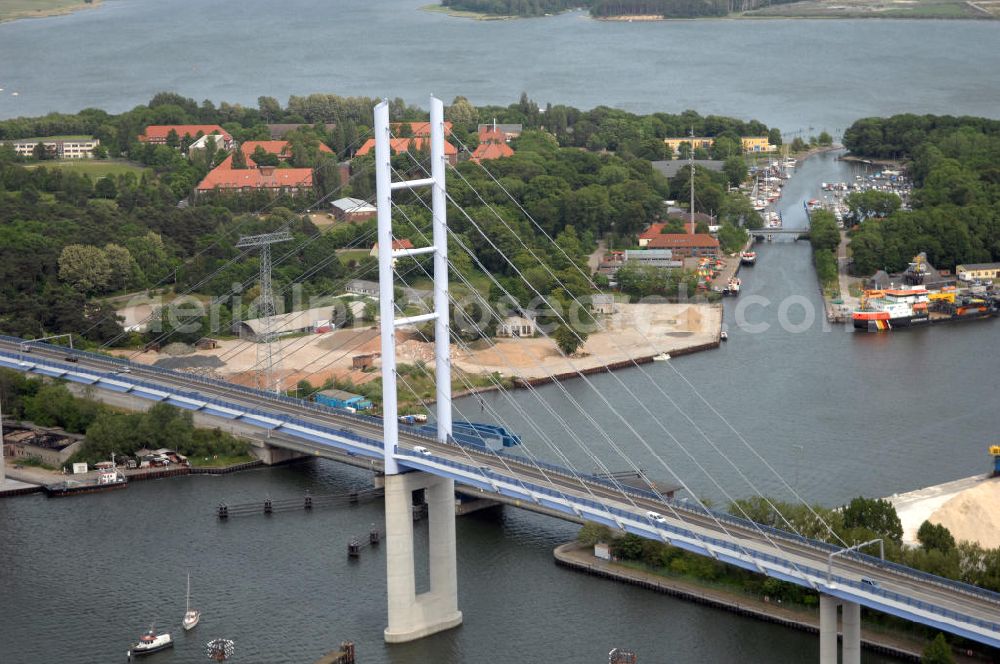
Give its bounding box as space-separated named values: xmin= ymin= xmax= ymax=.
xmin=116 ymin=301 xmax=721 ymax=391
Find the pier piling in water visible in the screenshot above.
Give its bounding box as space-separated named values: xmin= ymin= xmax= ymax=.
xmin=214 ymin=488 xmax=384 ymax=519
xmin=313 ymin=641 xmax=355 ymax=664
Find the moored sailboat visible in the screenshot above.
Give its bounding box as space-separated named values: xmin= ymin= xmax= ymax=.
xmin=183 ymin=573 xmax=200 ymax=631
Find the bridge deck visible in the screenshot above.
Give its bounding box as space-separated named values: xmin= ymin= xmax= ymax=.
xmin=2 ymin=336 xmax=998 ymax=648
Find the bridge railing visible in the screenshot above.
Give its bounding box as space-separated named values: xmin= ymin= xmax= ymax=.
xmin=7 ymin=337 xmax=1000 ymax=628
xmin=1 ymin=335 xmax=430 ymax=441
xmin=0 ymin=344 xmax=392 ymax=452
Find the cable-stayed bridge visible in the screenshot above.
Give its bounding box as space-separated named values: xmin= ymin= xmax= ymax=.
xmin=3 ymin=97 xmax=998 ymax=662
xmin=3 ymin=338 xmax=999 ymax=657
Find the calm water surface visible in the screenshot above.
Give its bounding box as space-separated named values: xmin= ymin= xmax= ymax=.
xmin=2 ymin=4 xmax=999 ymax=661
xmin=2 ymin=151 xmax=988 ymax=664
xmin=1 ymin=0 xmax=999 ymax=133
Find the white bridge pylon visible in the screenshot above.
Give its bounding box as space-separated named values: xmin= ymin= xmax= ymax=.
xmin=374 ymin=96 xmax=462 ymax=643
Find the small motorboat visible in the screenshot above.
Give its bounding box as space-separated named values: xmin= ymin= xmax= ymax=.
xmin=128 ymin=625 xmax=173 ymax=659
xmin=652 ymin=353 xmax=671 ymax=361
xmin=720 ymin=330 xmax=728 ymax=341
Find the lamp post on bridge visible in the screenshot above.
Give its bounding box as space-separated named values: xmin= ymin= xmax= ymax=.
xmin=826 ymin=538 xmax=885 ymax=586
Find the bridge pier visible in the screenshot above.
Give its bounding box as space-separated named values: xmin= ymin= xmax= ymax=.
xmin=383 ymin=471 xmax=462 ymax=643
xmin=819 ymin=594 xmax=861 ymax=664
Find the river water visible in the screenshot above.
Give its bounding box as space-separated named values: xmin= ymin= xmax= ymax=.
xmin=3 ymin=3 xmax=1000 ymax=662
xmin=2 ymin=152 xmax=987 ymax=664
xmin=1 ymin=0 xmax=1000 ymax=134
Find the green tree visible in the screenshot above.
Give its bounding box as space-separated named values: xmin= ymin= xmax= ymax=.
xmin=58 ymin=244 xmax=112 ymax=293
xmin=577 ymin=522 xmax=615 ymax=546
xmin=712 ymin=136 xmax=740 ymax=160
xmin=917 ymin=521 xmax=956 ymax=553
xmin=230 ymin=146 xmax=248 ymax=169
xmin=553 ymin=323 xmax=586 ymax=356
xmin=723 ymin=156 xmax=747 ymax=187
xmin=446 ymin=96 xmax=478 ymax=129
xmin=768 ymin=128 xmax=782 ymax=147
xmin=817 ymin=131 xmax=833 ymax=146
xmin=611 ymin=533 xmax=645 ymax=560
xmin=841 ymin=497 xmax=903 ymax=544
xmin=165 ymin=129 xmax=180 ymax=149
xmin=23 ymin=383 xmax=98 ymax=433
xmin=257 ymin=95 xmax=282 ymax=122
xmin=251 ymin=145 xmax=279 ymax=167
xmin=845 ymin=190 xmax=901 ymax=226
xmin=94 ymin=177 xmax=117 ymax=199
xmin=808 ymin=210 xmax=840 ymax=254
xmin=921 ymin=633 xmax=954 ymax=664
xmin=717 ymin=222 xmax=748 ymax=254
xmin=103 ymin=243 xmax=140 ymax=292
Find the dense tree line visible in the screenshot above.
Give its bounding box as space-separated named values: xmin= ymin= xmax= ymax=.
xmin=442 ymin=0 xmax=578 ymax=15
xmin=591 ymin=0 xmax=727 ymax=18
xmin=843 ymin=114 xmax=1000 ymax=162
xmin=808 ymin=209 xmax=840 ymax=293
xmin=0 ymin=370 xmax=250 ymax=465
xmin=0 ymin=148 xmax=364 ymax=343
xmin=0 ymin=92 xmax=772 ymax=345
xmin=841 ymin=115 xmax=1000 ymax=275
xmin=470 ymin=95 xmax=774 ymax=158
xmin=577 ymin=493 xmax=1000 ymax=658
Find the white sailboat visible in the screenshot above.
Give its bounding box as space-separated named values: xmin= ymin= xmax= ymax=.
xmin=182 ymin=573 xmax=200 ymax=630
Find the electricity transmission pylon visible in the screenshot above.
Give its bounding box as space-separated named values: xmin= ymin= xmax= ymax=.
xmin=236 ymin=230 xmax=293 ymax=393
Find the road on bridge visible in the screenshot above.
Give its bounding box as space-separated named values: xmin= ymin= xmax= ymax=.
xmin=3 ymin=337 xmax=998 ymax=648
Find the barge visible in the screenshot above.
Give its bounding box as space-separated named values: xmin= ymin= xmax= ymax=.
xmin=45 ymin=468 xmax=127 ymax=497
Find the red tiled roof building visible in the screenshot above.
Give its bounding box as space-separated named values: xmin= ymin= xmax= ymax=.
xmin=241 ymin=140 xmax=334 ymax=161
xmin=194 ymin=154 xmax=314 ymax=194
xmin=355 ymin=137 xmax=458 ymax=165
xmin=470 ymin=127 xmax=515 ymax=163
xmin=641 ymin=233 xmax=719 ymax=258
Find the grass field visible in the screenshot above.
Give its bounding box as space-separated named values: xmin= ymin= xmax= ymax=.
xmin=0 ymin=0 xmax=101 ymax=23
xmin=336 ymin=248 xmax=372 ymax=265
xmin=24 ymin=159 xmax=152 ymax=179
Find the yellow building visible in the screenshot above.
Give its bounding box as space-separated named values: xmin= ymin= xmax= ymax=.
xmin=663 ymin=136 xmax=774 ymax=155
xmin=956 ymin=263 xmax=1000 ymax=282
xmin=663 ymin=137 xmax=714 ymax=153
xmin=740 ymin=136 xmax=772 ymax=153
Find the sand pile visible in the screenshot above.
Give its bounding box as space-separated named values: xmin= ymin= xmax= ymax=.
xmin=929 ymin=480 xmax=1000 ymax=548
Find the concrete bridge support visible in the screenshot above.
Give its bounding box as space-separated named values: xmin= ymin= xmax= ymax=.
xmin=820 ymin=593 xmax=861 ymax=664
xmin=383 ymin=471 xmax=462 ymax=643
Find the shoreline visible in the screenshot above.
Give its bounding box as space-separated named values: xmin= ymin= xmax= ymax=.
xmin=421 ymin=4 xmax=995 ymax=22
xmin=554 ymin=541 xmax=976 ymax=663
xmin=0 ymin=0 xmax=103 ymax=25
